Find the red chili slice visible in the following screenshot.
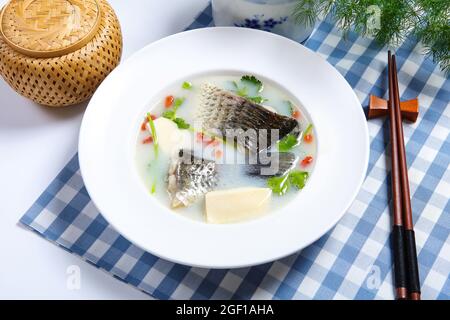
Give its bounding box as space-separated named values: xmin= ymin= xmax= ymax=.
xmin=165 ymin=95 xmax=174 ymax=108
xmin=140 ymin=121 xmax=147 ymax=131
xmin=301 ymin=156 xmax=313 ymax=167
xmin=142 ymin=136 xmax=153 ymax=144
xmin=304 ymin=134 xmax=313 ymax=143
xmin=292 ymin=110 xmax=300 ymax=119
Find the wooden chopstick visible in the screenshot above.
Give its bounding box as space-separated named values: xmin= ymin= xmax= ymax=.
xmin=388 ymin=51 xmax=408 ymax=300
xmin=391 ymin=55 xmax=421 ymax=300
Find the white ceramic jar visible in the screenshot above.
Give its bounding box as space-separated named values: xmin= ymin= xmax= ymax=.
xmin=212 ymin=0 xmax=314 ymax=43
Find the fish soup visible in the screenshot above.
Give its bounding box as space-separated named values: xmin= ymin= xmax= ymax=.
xmin=135 ymin=74 xmax=317 ymax=223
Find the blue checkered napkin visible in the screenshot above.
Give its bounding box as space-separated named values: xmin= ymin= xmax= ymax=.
xmin=21 ymin=4 xmax=449 ymax=299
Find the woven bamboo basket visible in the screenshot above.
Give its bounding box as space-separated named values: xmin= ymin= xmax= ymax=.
xmin=0 ymin=0 xmax=122 ymax=107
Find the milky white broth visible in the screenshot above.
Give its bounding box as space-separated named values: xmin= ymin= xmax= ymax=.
xmin=135 ymin=74 xmax=317 ymax=223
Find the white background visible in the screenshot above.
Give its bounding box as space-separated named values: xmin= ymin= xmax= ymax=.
xmin=0 ymin=0 xmax=208 ymax=299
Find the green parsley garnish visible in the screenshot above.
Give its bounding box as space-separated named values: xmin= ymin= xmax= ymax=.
xmin=162 ymin=110 xmax=176 ymax=119
xmin=241 ymin=75 xmax=264 ymax=93
xmin=248 ymin=96 xmax=268 ymax=104
xmin=232 ymin=81 xmax=248 ymax=97
xmin=267 ymin=175 xmax=291 ymax=196
xmin=162 ymin=104 xmax=190 ymax=130
xmin=289 ymin=171 xmax=309 ymax=189
xmin=173 ymin=117 xmax=190 ymax=129
xmin=277 ymin=134 xmax=299 ymax=152
xmin=232 ymin=78 xmax=267 ymax=104
xmin=267 ymin=170 xmax=309 ymax=196
xmin=182 ymin=81 xmax=192 ymax=90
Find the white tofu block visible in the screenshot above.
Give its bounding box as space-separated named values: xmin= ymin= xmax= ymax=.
xmin=205 ymin=187 xmax=272 ymax=224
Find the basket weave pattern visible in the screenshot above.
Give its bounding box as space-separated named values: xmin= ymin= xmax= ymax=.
xmin=0 ymin=0 xmax=122 ymax=107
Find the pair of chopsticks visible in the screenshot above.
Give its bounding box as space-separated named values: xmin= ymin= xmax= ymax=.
xmin=387 ymin=51 xmax=421 ymax=300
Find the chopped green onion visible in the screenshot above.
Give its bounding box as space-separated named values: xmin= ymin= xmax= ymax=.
xmin=304 ymin=124 xmax=313 ymax=136
xmin=173 ymin=97 xmax=185 ymax=110
xmin=182 ymin=81 xmax=192 ymax=90
xmin=151 ymin=181 xmax=157 ymax=194
xmin=147 ymin=113 xmax=158 ymax=157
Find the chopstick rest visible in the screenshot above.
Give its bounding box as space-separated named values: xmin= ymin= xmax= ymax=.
xmin=368 ymin=95 xmax=419 ymax=122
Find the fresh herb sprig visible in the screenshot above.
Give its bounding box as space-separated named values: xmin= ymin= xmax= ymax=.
xmin=267 ymin=170 xmax=309 ymax=195
xmin=232 ymin=75 xmax=268 ymax=103
xmin=162 ymin=97 xmax=191 ymax=129
xmin=277 ymin=134 xmax=299 ymax=152
xmin=242 ymin=75 xmax=264 ymax=92
xmin=293 ymin=0 xmax=450 ymax=74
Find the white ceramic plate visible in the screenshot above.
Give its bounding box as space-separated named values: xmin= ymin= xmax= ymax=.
xmin=79 ymin=27 xmax=369 ymax=268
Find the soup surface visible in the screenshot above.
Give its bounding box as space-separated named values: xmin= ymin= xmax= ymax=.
xmin=135 ymin=74 xmax=316 ymax=223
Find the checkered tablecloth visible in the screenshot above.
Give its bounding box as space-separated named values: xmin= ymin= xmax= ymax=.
xmin=21 ymin=4 xmax=449 ymax=299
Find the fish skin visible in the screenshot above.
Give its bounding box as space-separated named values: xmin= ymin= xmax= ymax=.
xmin=216 ymin=152 xmax=298 ymax=178
xmin=243 ymin=152 xmax=298 ymax=177
xmin=167 ymin=150 xmax=218 ymax=208
xmin=197 ymin=84 xmax=301 ymax=153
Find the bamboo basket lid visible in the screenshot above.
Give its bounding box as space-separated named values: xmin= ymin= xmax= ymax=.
xmin=0 ymin=0 xmax=102 ymax=58
xmin=0 ymin=0 xmax=122 ymax=107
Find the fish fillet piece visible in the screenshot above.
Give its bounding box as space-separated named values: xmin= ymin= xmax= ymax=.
xmin=197 ymin=84 xmax=300 ymax=153
xmin=205 ymin=187 xmax=272 ymax=224
xmin=216 ymin=152 xmax=297 ymax=178
xmin=167 ymin=149 xmax=218 ymax=208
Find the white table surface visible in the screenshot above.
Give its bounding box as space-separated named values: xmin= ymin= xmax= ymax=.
xmin=0 ymin=0 xmax=209 ymax=299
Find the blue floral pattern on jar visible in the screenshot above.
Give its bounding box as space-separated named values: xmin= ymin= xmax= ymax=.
xmin=235 ymin=15 xmax=289 ymax=32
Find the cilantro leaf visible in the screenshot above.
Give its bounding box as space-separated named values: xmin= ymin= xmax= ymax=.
xmin=162 ymin=111 xmax=190 ymax=129
xmin=173 ymin=117 xmax=190 ymax=129
xmin=232 ymin=81 xmax=248 ymax=97
xmin=289 ymin=171 xmax=309 ymax=189
xmin=277 ymin=134 xmax=299 ymax=152
xmin=241 ymin=75 xmax=264 ymax=92
xmin=267 ymin=175 xmax=291 ymax=196
xmin=267 ymin=170 xmax=309 ymax=195
xmin=162 ymin=110 xmax=176 ymax=120
xmin=248 ymin=96 xmax=268 ymax=104
xmin=182 ymin=81 xmax=192 ymax=90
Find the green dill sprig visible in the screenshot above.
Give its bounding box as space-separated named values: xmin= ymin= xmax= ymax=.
xmin=293 ymin=0 xmax=450 ymax=74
